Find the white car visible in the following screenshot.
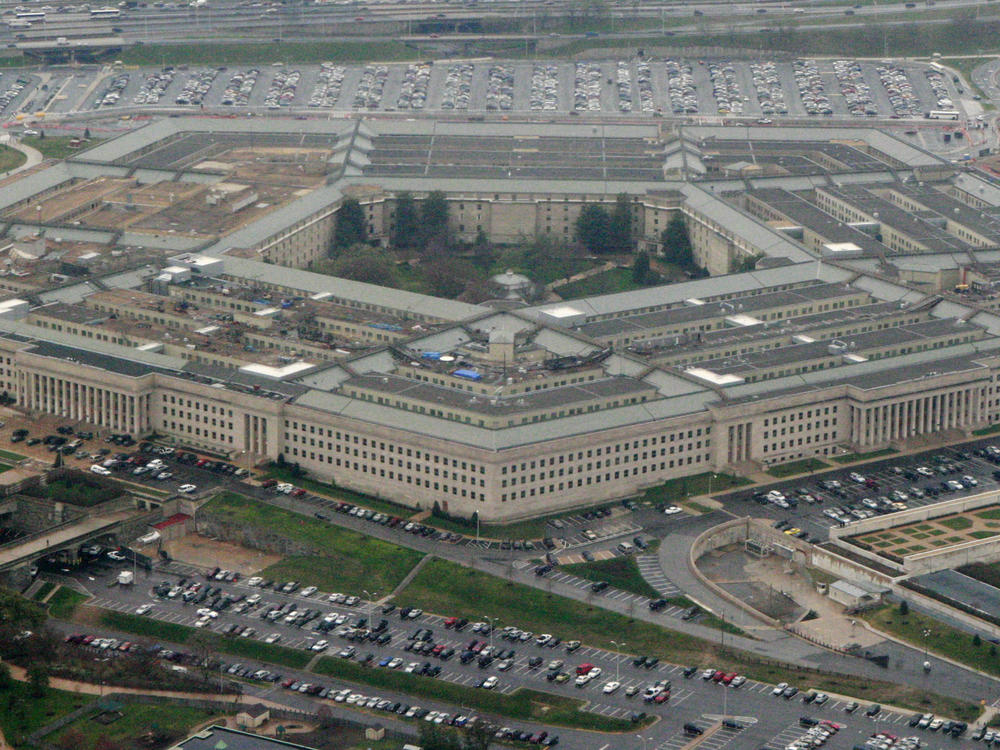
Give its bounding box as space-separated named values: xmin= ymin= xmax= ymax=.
xmin=602 ymin=680 xmax=621 ymax=694
xmin=387 ymin=657 xmax=403 ymax=669
xmin=90 ymin=464 xmax=111 ymax=475
xmin=574 ymin=673 xmax=593 ymax=687
xmin=772 ymin=682 xmax=788 ymax=695
xmin=135 ymin=603 xmax=153 ymax=615
xmin=194 ymin=617 xmax=210 ymax=628
xmin=730 ymin=675 xmax=746 ymax=688
xmin=264 ymin=633 xmax=281 ymax=644
xmin=106 ymin=551 xmax=126 ymax=562
xmin=328 ymin=592 xmax=345 ymax=603
xmin=178 ymin=484 xmax=197 ymax=494
xmin=310 ymin=639 xmax=328 ymax=652
xmin=662 ymin=505 xmax=682 ymax=515
xmin=246 ymin=594 xmax=261 ymax=604
xmin=481 ymin=676 xmax=499 ymax=689
xmin=196 ymin=608 xmax=218 ymax=618
xmin=301 ymin=586 xmax=318 ymax=598
xmin=247 ymin=576 xmax=263 ymax=587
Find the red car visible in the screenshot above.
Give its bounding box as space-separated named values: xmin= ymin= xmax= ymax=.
xmin=444 ymin=617 xmax=459 ymax=629
xmin=711 ymin=670 xmax=726 ymax=682
xmin=575 ymin=663 xmax=596 ymax=676
xmin=261 ymin=478 xmax=277 ymax=488
xmin=653 ymin=692 xmax=670 ymax=704
xmin=721 ymin=672 xmax=737 ymax=685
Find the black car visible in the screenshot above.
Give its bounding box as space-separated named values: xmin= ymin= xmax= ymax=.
xmin=590 ymin=580 xmax=609 ymax=593
xmin=866 ymin=703 xmax=881 ymax=717
xmin=683 ymin=665 xmax=698 ymax=678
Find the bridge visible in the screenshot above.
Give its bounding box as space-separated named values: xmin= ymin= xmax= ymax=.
xmin=0 ymin=506 xmax=149 ymax=573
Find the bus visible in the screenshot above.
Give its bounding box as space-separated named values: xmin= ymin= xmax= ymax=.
xmin=90 ymin=6 xmax=121 ymax=18
xmin=14 ymin=10 xmax=45 ymax=21
xmin=5 ymin=19 xmax=29 ymax=28
xmin=926 ymin=109 xmax=960 ymax=120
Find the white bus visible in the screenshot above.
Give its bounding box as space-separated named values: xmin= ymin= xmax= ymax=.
xmin=90 ymin=6 xmax=121 ymax=18
xmin=14 ymin=10 xmax=45 ymax=21
xmin=926 ymin=109 xmax=960 ymax=120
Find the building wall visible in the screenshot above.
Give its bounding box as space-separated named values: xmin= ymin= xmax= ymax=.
xmin=4 ymin=333 xmax=1000 ymax=521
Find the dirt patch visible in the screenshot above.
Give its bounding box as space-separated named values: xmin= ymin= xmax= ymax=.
xmin=163 ymin=534 xmax=282 ymax=575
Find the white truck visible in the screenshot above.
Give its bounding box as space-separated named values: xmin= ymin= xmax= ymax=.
xmin=117 ymin=570 xmax=134 ymax=586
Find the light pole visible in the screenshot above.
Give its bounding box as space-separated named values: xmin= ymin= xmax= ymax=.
xmin=482 ymin=614 xmax=499 ymax=653
xmin=636 ymin=735 xmax=650 ymax=750
xmin=363 ymin=589 xmax=378 ymax=625
xmin=610 ymin=640 xmax=626 ymax=682
xmin=473 ymin=510 xmax=480 ymax=545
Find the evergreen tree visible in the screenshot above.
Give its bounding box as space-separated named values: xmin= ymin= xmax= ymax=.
xmin=575 ymin=204 xmax=612 ymax=254
xmin=898 ymin=600 xmax=909 ymax=616
xmin=333 ymin=198 xmax=367 ymax=251
xmin=632 ymin=251 xmax=653 ymax=285
xmin=609 ymin=193 xmax=633 ymax=252
xmin=420 ymin=190 xmax=451 ymax=249
xmin=393 ymin=192 xmax=420 ymax=250
xmin=661 ymin=214 xmax=694 ymax=268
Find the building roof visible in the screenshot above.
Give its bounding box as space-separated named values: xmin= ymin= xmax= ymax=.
xmin=172 ymin=726 xmax=316 ymax=750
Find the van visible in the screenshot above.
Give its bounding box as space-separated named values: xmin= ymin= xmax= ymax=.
xmin=616 ymin=542 xmax=634 ymax=555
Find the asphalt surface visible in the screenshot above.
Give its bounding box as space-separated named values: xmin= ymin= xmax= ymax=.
xmin=56 ymin=560 xmax=981 ymax=750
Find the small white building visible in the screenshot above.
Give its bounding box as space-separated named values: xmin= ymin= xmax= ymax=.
xmin=828 ymin=579 xmax=886 ymax=610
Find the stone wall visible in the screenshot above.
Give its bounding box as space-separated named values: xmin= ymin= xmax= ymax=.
xmin=196 ymin=510 xmax=318 ymax=556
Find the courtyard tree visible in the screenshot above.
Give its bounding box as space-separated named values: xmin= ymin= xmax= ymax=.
xmin=420 ymin=190 xmax=451 ymax=249
xmin=575 ymin=204 xmax=612 ymax=254
xmin=608 ymin=193 xmax=633 ymax=253
xmin=332 ymin=198 xmax=367 ymax=251
xmin=317 ymin=244 xmax=398 ymax=287
xmin=661 ymin=214 xmax=694 ymax=269
xmin=393 ymin=192 xmax=421 ymax=250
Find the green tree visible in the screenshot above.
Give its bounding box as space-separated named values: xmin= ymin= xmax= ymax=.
xmin=632 ymin=251 xmax=654 ymax=286
xmin=575 ymin=204 xmax=612 ymax=254
xmin=0 ymin=662 xmax=11 ymax=691
xmin=26 ymin=664 xmax=48 ymax=698
xmin=898 ymin=600 xmax=909 ymax=616
xmin=316 ymin=244 xmax=398 ymax=287
xmin=661 ymin=214 xmax=694 ymax=268
xmin=333 ymin=198 xmax=367 ymax=251
xmin=393 ymin=192 xmax=421 ymax=250
xmin=462 ymin=719 xmax=496 ymax=750
xmin=418 ymin=722 xmax=463 ymax=750
xmin=732 ymin=253 xmax=762 ymax=273
xmin=420 ymin=190 xmax=451 ymax=249
xmin=974 ymin=633 xmax=982 ymax=647
xmin=608 ymin=193 xmax=633 ymax=253
xmin=424 ymin=257 xmax=478 ymax=299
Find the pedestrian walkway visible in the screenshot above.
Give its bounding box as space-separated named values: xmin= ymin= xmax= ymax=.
xmin=635 ymin=553 xmax=682 ymax=598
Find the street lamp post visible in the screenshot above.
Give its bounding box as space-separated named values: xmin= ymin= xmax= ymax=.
xmin=635 ymin=735 xmax=649 ymax=750
xmin=482 ymin=614 xmax=499 ymax=653
xmin=363 ymin=590 xmax=378 ymax=625
xmin=610 ymin=640 xmax=626 ymax=682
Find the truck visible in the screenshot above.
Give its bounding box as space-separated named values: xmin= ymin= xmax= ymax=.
xmin=117 ymin=570 xmax=134 ymax=586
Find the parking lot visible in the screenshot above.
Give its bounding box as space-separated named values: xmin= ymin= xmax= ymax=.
xmin=63 ymin=557 xmax=962 ymax=750
xmin=718 ymin=438 xmax=1000 ymax=544
xmin=5 ymin=58 xmax=963 ymax=121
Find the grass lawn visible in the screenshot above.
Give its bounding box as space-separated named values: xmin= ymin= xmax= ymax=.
xmin=203 ymin=492 xmax=424 ymax=595
xmin=864 ymin=605 xmax=1000 ymax=683
xmin=938 ymin=516 xmax=973 ymax=531
xmin=313 ymin=658 xmax=645 ymax=732
xmin=973 ymin=423 xmax=1000 ymax=436
xmin=0 ymin=144 xmax=25 ymax=173
xmin=30 ymin=476 xmax=121 ymax=507
xmin=398 ymin=558 xmax=979 ymax=721
xmin=427 ymin=499 xmax=625 ymax=541
xmin=642 ymin=472 xmax=749 ymax=504
xmin=832 ymin=448 xmax=898 ymax=464
xmin=0 ymin=682 xmax=92 ymax=747
xmin=51 ymin=703 xmax=217 ymax=748
xmin=0 ymin=448 xmax=26 ymax=462
xmin=766 ymin=458 xmax=829 ymax=478
xmin=31 ymin=581 xmax=55 ymax=601
xmin=95 ymin=610 xmax=312 ymax=669
xmin=976 ymin=508 xmax=1000 ymax=520
xmin=555 ymin=268 xmax=648 ymax=300
xmin=958 ymin=562 xmax=1000 ymax=588
xmin=970 ymin=531 xmax=998 ymax=539
xmin=562 ymin=553 xmax=661 ymax=599
xmin=47 ymin=586 xmax=87 ymax=620
xmin=20 ymin=135 xmax=92 ymax=160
